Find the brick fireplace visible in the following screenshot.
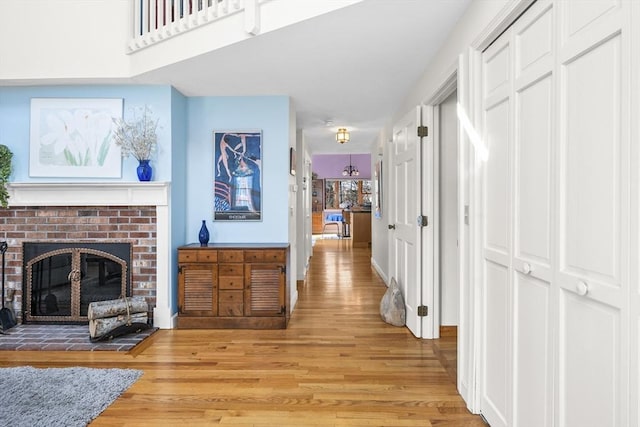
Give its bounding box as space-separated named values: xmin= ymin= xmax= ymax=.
xmin=2 ymin=183 xmax=172 ymax=328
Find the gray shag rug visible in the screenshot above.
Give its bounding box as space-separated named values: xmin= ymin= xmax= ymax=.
xmin=0 ymin=366 xmax=142 ymax=427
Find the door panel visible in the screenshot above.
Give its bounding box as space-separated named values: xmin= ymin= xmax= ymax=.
xmin=516 ymin=3 xmax=553 ymax=78
xmin=562 ymin=0 xmax=619 ymax=42
xmin=484 ymin=99 xmax=511 ymax=256
xmin=484 ymin=44 xmax=510 ymax=100
xmin=391 ymin=107 xmax=422 ymax=337
xmin=562 ymin=35 xmax=620 ymax=280
xmin=515 ymin=75 xmax=552 ymax=265
xmin=514 ymin=273 xmax=551 ymax=427
xmin=481 ymin=261 xmax=510 ymax=427
xmin=559 ymin=292 xmax=619 ymax=427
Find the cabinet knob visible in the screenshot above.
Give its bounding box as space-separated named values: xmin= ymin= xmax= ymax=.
xmin=576 ymin=280 xmax=589 ymax=296
xmin=522 ymin=263 xmax=532 ymax=275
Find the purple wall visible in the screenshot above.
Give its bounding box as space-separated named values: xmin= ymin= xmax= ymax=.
xmin=312 ymin=153 xmax=371 ymax=179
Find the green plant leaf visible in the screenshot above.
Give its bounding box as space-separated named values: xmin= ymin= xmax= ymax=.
xmin=64 ymin=148 xmax=79 ymax=166
xmin=97 ymin=132 xmax=111 ymax=166
xmin=0 ymin=144 xmax=14 ymax=208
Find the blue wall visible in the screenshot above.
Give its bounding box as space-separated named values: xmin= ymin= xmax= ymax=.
xmin=170 ymin=88 xmax=188 ymax=313
xmin=0 ymin=85 xmax=174 ymax=181
xmin=185 ymin=96 xmax=291 ymax=244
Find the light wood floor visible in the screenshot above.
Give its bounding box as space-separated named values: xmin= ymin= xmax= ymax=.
xmin=0 ymin=239 xmax=486 ymax=426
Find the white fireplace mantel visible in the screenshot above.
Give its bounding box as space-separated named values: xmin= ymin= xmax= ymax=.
xmin=7 ymin=182 xmax=175 ymax=329
xmin=7 ymin=182 xmax=169 ymax=206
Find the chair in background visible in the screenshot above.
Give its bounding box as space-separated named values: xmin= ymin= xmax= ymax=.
xmin=322 ymin=209 xmax=344 ymax=238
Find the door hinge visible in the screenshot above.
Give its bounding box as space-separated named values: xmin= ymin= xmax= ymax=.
xmin=417 ymin=125 xmax=429 ymax=138
xmin=417 ymin=215 xmax=428 ymax=227
xmin=280 ymin=305 xmax=287 ymax=315
xmin=280 ymin=265 xmax=286 ymax=274
xmin=417 ymin=305 xmax=428 ymax=316
xmin=178 ymin=265 xmax=183 ymax=274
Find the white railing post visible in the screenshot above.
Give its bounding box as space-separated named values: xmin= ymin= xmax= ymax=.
xmin=244 ymin=0 xmax=259 ymax=35
xmin=133 ymin=0 xmax=142 ymax=37
xmin=149 ymin=0 xmax=158 ymax=39
xmin=219 ymin=0 xmax=228 ymax=14
xmin=180 ymin=0 xmax=188 ymax=29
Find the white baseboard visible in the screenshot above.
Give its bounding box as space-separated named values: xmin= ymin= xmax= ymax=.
xmin=371 ymin=257 xmax=389 ymax=286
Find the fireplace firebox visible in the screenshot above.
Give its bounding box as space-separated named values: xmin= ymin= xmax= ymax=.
xmin=23 ymin=242 xmax=131 ymax=324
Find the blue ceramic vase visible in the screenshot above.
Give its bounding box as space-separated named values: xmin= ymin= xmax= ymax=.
xmin=198 ymin=220 xmax=210 ymax=246
xmin=136 ymin=160 xmax=152 ymax=181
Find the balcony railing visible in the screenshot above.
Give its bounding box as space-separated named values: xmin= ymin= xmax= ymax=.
xmin=129 ymin=0 xmax=259 ymax=52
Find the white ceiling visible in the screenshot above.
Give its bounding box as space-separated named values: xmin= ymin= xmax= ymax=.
xmin=136 ymin=0 xmax=472 ymax=154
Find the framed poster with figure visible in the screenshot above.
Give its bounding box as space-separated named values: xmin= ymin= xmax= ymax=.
xmin=213 ymin=130 xmax=262 ymax=221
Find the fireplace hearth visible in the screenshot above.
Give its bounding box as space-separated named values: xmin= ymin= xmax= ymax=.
xmin=23 ymin=242 xmax=131 ymax=324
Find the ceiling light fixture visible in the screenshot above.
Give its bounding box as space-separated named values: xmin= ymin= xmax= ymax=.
xmin=342 ymin=154 xmax=359 ymax=177
xmin=336 ymin=128 xmax=350 ymax=144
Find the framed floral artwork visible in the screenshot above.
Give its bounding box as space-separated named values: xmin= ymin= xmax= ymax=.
xmin=374 ymin=159 xmax=383 ymax=219
xmin=29 ymin=98 xmax=123 ymax=178
xmin=213 ymin=130 xmax=262 ymax=221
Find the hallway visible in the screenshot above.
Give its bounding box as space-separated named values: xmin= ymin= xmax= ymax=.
xmin=0 ymin=239 xmax=485 ymax=426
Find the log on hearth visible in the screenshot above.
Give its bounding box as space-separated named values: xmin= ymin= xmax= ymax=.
xmin=89 ymin=312 xmax=148 ymax=341
xmin=87 ymin=296 xmax=148 ymax=320
xmin=88 ymin=297 xmax=150 ymax=341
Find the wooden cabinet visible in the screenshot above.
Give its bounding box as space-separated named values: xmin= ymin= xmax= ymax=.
xmin=350 ymin=211 xmax=371 ymax=247
xmin=312 ymin=211 xmax=324 ymax=234
xmin=177 ymin=243 xmax=289 ymax=329
xmin=311 ymin=179 xmax=324 ymax=212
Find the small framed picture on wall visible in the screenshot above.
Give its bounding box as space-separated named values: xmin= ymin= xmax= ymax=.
xmin=289 ymin=147 xmax=296 ymax=176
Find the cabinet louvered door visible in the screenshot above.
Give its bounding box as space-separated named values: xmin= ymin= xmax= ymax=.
xmin=244 ymin=263 xmax=284 ymax=316
xmin=178 ymin=264 xmax=218 ymax=315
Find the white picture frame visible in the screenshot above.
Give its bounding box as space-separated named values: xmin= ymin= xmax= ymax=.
xmin=29 ymin=98 xmax=123 ymax=178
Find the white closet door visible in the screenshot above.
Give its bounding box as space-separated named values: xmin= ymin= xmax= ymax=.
xmin=556 ymin=1 xmax=630 ymax=426
xmin=511 ymin=2 xmax=555 ymax=426
xmin=480 ymin=28 xmax=513 ymax=427
xmin=474 ymin=0 xmax=635 ymax=425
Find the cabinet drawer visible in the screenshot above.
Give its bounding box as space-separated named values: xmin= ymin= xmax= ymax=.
xmin=219 ymin=290 xmax=243 ymax=316
xmin=197 ymin=251 xmax=217 ymax=262
xmin=178 ymin=250 xmax=217 ymax=263
xmin=263 ymin=250 xmax=285 ymax=263
xmin=219 ymin=264 xmax=243 ymax=276
xmin=178 ymin=250 xmax=199 ymax=263
xmin=244 ymin=250 xmax=264 ymax=262
xmin=219 ymin=276 xmax=244 ymax=290
xmin=219 ymin=250 xmax=243 ymax=263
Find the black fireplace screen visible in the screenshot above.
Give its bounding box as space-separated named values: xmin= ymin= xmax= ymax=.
xmin=23 ymin=242 xmax=131 ymax=323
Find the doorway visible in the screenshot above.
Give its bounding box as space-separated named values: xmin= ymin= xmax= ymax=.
xmin=437 ymin=89 xmax=459 ymax=334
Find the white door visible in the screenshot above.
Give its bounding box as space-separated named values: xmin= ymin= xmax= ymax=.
xmin=390 ymin=106 xmax=424 ymax=338
xmin=555 ymin=2 xmax=629 ymax=426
